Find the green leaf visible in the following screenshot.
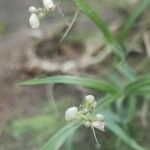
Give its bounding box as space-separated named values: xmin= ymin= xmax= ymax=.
xmin=124 ymin=95 xmax=137 ymax=123
xmin=95 ymin=94 xmax=124 ymax=112
xmin=65 ymin=133 xmax=75 ymax=150
xmin=74 ymin=0 xmax=125 ymax=60
xmin=116 ymin=62 xmax=137 ymax=81
xmin=21 ymin=75 xmax=119 ymax=95
xmin=41 ymin=123 xmax=79 ymax=150
xmin=106 ymin=69 xmax=125 ymax=88
xmin=119 ymin=0 xmax=150 ymax=43
xmin=125 ymin=74 xmax=150 ymax=94
xmin=105 ymin=115 xmax=146 ymax=150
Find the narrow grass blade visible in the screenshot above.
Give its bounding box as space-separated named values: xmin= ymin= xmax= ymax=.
xmin=124 ymin=95 xmax=137 ymax=123
xmin=95 ymin=95 xmax=123 ymax=113
xmin=41 ymin=123 xmax=79 ymax=150
xmin=74 ymin=0 xmax=125 ymax=59
xmin=125 ymin=74 xmax=150 ymax=94
xmin=119 ymin=0 xmax=150 ymax=43
xmin=21 ymin=75 xmax=119 ymax=95
xmin=106 ymin=69 xmax=125 ymax=88
xmin=106 ymin=118 xmax=146 ymax=150
xmin=65 ymin=133 xmax=75 ymax=150
xmin=116 ymin=62 xmax=137 ymax=81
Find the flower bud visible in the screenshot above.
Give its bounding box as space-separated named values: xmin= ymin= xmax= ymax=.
xmin=43 ymin=0 xmax=56 ymax=10
xmin=85 ymin=95 xmax=95 ymax=103
xmin=96 ymin=114 xmax=104 ymax=121
xmin=83 ymin=108 xmax=88 ymax=113
xmin=92 ymin=121 xmax=105 ymax=131
xmin=29 ymin=6 xmax=37 ymax=13
xmin=29 ymin=13 xmax=40 ymax=28
xmin=65 ymin=107 xmax=78 ymax=122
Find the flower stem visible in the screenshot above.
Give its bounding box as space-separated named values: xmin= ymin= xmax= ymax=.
xmin=91 ymin=127 xmax=101 ymax=148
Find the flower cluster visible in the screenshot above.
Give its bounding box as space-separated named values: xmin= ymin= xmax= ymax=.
xmin=29 ymin=0 xmax=56 ymax=28
xmin=65 ymin=95 xmax=105 ymax=132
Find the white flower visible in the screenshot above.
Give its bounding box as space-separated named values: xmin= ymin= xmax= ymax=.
xmin=92 ymin=121 xmax=105 ymax=131
xmin=65 ymin=107 xmax=78 ymax=122
xmin=96 ymin=114 xmax=104 ymax=121
xmin=43 ymin=0 xmax=56 ymax=10
xmin=85 ymin=95 xmax=95 ymax=103
xmin=29 ymin=6 xmax=37 ymax=13
xmin=29 ymin=13 xmax=40 ymax=28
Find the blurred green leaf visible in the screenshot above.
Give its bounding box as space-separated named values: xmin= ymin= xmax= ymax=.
xmin=106 ymin=69 xmax=125 ymax=88
xmin=65 ymin=133 xmax=75 ymax=150
xmin=96 ymin=95 xmax=122 ymax=110
xmin=9 ymin=115 xmax=61 ymax=139
xmin=125 ymin=74 xmax=150 ymax=94
xmin=21 ymin=75 xmax=119 ymax=95
xmin=124 ymin=95 xmax=137 ymax=123
xmin=119 ymin=0 xmax=150 ymax=44
xmin=41 ymin=123 xmax=80 ymax=150
xmin=116 ymin=62 xmax=137 ymax=81
xmin=74 ymin=0 xmax=125 ymax=60
xmin=105 ymin=114 xmax=146 ymax=150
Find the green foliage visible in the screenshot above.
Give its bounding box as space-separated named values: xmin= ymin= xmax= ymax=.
xmin=8 ymin=115 xmax=62 ymax=139
xmin=41 ymin=123 xmax=80 ymax=150
xmin=74 ymin=0 xmax=125 ymax=60
xmin=21 ymin=75 xmax=119 ymax=95
xmin=119 ymin=0 xmax=150 ymax=44
xmin=125 ymin=74 xmax=150 ymax=95
xmin=20 ymin=0 xmax=150 ymax=149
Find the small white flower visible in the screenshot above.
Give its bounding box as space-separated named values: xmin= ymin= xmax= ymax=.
xmin=65 ymin=107 xmax=78 ymax=122
xmin=96 ymin=114 xmax=104 ymax=121
xmin=29 ymin=6 xmax=37 ymax=13
xmin=29 ymin=13 xmax=40 ymax=28
xmin=43 ymin=0 xmax=56 ymax=10
xmin=83 ymin=108 xmax=88 ymax=113
xmin=85 ymin=95 xmax=95 ymax=103
xmin=92 ymin=121 xmax=105 ymax=131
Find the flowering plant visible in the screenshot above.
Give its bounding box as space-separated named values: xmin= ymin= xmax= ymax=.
xmin=65 ymin=95 xmax=105 ymax=146
xmin=23 ymin=0 xmax=150 ymax=150
xmin=29 ymin=0 xmax=56 ymax=28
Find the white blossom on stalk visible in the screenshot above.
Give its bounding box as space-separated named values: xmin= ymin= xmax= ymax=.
xmin=43 ymin=0 xmax=56 ymax=10
xmin=29 ymin=13 xmax=40 ymax=28
xmin=96 ymin=114 xmax=104 ymax=121
xmin=29 ymin=6 xmax=37 ymax=13
xmin=65 ymin=107 xmax=78 ymax=122
xmin=92 ymin=121 xmax=105 ymax=131
xmin=85 ymin=95 xmax=95 ymax=103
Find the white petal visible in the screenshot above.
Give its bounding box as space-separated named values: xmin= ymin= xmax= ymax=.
xmin=65 ymin=107 xmax=78 ymax=122
xmin=96 ymin=114 xmax=104 ymax=121
xmin=29 ymin=6 xmax=37 ymax=13
xmin=43 ymin=0 xmax=55 ymax=10
xmin=85 ymin=95 xmax=95 ymax=103
xmin=29 ymin=13 xmax=40 ymax=28
xmin=92 ymin=121 xmax=105 ymax=131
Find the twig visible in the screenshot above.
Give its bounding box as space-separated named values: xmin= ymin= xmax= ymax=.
xmin=91 ymin=127 xmax=101 ymax=148
xmin=60 ymin=10 xmax=79 ymax=43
